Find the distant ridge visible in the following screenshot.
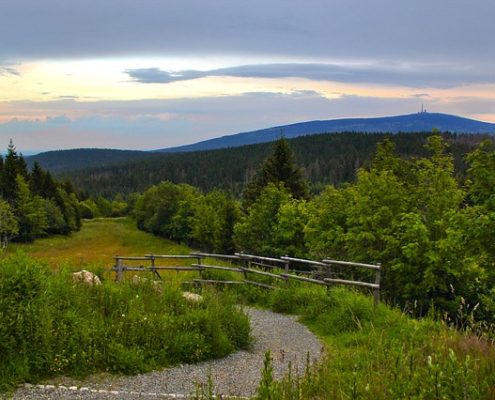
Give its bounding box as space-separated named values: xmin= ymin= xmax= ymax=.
xmin=156 ymin=113 xmax=495 ymax=153
xmin=26 ymin=148 xmax=153 ymax=173
xmin=27 ymin=112 xmax=495 ymax=174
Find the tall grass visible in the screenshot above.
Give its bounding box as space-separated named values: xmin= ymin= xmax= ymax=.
xmin=239 ymin=284 xmax=495 ymax=399
xmin=4 ymin=218 xmax=494 ymax=398
xmin=5 ymin=217 xmax=191 ymax=270
xmin=0 ymin=253 xmax=250 ymax=392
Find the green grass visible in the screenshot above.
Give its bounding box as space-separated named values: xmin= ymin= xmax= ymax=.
xmin=5 ymin=217 xmax=191 ymax=271
xmin=236 ymin=284 xmax=495 ymax=400
xmin=0 ymin=254 xmax=250 ymax=393
xmin=3 ymin=218 xmax=495 ymax=398
xmin=5 ymin=217 xmax=197 ymax=286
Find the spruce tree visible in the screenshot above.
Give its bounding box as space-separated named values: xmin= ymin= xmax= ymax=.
xmin=29 ymin=161 xmax=46 ymax=196
xmin=43 ymin=171 xmax=58 ymax=199
xmin=243 ymin=138 xmax=309 ymax=207
xmin=1 ymin=140 xmax=21 ymax=203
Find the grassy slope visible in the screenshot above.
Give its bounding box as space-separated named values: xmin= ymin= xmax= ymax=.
xmin=6 ymin=217 xmax=191 ymax=270
xmin=251 ymin=285 xmax=495 ymax=399
xmin=5 ymin=219 xmax=495 ymax=398
xmin=0 ymin=255 xmax=250 ymax=392
xmin=2 ymin=222 xmax=251 ymax=391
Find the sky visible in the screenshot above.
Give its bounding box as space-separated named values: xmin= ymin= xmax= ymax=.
xmin=1 ymin=0 xmax=495 ymax=154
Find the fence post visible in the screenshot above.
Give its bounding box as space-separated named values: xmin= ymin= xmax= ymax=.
xmin=150 ymin=254 xmax=162 ymax=280
xmin=284 ymin=255 xmax=290 ymax=284
xmin=238 ymin=252 xmax=249 ymax=283
xmin=116 ymin=257 xmax=124 ymax=283
xmin=150 ymin=254 xmax=155 ymax=272
xmin=197 ymin=255 xmax=203 ymax=280
xmin=374 ymin=263 xmax=381 ymax=305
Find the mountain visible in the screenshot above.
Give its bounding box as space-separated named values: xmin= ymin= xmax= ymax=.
xmin=25 ymin=113 xmax=495 ymax=174
xmin=156 ymin=113 xmax=495 ymax=153
xmin=26 ymin=148 xmax=157 ymax=173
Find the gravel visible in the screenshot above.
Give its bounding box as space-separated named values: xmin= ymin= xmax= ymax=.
xmin=13 ymin=307 xmax=323 ymax=399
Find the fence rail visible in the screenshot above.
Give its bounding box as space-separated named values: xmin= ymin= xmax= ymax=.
xmin=112 ymin=252 xmax=382 ymax=303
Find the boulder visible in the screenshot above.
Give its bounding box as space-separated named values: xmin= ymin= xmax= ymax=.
xmin=182 ymin=291 xmax=203 ymax=302
xmin=72 ymin=270 xmax=102 ymax=285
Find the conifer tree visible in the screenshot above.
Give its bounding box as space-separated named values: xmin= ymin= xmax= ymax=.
xmin=29 ymin=161 xmax=46 ymax=196
xmin=42 ymin=171 xmax=58 ymax=199
xmin=1 ymin=140 xmax=21 ymax=202
xmin=243 ymin=138 xmax=309 ymax=207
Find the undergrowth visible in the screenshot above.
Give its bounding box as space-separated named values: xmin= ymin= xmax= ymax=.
xmin=235 ymin=284 xmax=495 ymax=399
xmin=0 ymin=253 xmax=250 ymax=392
xmin=2 ymin=251 xmax=495 ymax=398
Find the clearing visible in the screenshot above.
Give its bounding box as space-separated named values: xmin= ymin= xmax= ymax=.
xmin=7 ymin=217 xmax=190 ymax=270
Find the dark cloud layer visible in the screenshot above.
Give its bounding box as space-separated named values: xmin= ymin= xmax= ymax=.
xmin=1 ymin=0 xmax=494 ymax=67
xmin=126 ymin=62 xmax=495 ymax=89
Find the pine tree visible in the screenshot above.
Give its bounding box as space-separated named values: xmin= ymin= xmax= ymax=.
xmin=43 ymin=171 xmax=58 ymax=199
xmin=243 ymin=138 xmax=309 ymax=207
xmin=29 ymin=161 xmax=46 ymax=196
xmin=1 ymin=140 xmax=20 ymax=202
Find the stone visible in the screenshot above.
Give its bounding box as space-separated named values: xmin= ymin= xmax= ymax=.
xmin=72 ymin=270 xmax=102 ymax=285
xmin=182 ymin=291 xmax=203 ymax=302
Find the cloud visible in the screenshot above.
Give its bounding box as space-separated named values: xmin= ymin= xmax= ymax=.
xmin=0 ymin=64 xmax=19 ymax=76
xmin=126 ymin=62 xmax=495 ymax=89
xmin=57 ymin=95 xmax=79 ymax=100
xmin=1 ymin=0 xmax=494 ymax=71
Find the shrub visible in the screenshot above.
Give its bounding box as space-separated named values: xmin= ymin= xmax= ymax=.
xmin=0 ymin=254 xmax=250 ymax=392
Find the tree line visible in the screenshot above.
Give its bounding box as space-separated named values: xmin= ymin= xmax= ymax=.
xmin=133 ymin=136 xmax=495 ymax=323
xmin=0 ymin=141 xmax=82 ymax=246
xmin=65 ymin=132 xmax=485 ymax=198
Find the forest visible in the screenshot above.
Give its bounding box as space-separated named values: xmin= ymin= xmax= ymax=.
xmin=132 ymin=134 xmax=495 ymax=324
xmin=65 ymin=131 xmax=488 ymax=198
xmin=3 ymin=132 xmax=495 ymax=323
xmin=0 ymin=141 xmax=81 ymax=246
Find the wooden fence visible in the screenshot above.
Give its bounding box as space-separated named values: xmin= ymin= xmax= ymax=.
xmin=112 ymin=252 xmax=382 ymax=304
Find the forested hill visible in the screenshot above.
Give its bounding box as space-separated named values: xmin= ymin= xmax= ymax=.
xmin=26 ymin=148 xmax=156 ymax=173
xmin=65 ymin=132 xmax=491 ymax=198
xmin=26 ymin=113 xmax=495 ymax=174
xmin=156 ymin=113 xmax=495 ymax=153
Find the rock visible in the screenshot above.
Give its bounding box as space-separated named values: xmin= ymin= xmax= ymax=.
xmin=182 ymin=291 xmax=203 ymax=302
xmin=72 ymin=270 xmax=101 ymax=285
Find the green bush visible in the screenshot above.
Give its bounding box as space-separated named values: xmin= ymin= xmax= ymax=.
xmin=0 ymin=254 xmax=250 ymax=391
xmin=270 ymin=284 xmax=328 ymax=314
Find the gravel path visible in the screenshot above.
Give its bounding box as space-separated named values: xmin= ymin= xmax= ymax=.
xmin=13 ymin=308 xmax=323 ymax=399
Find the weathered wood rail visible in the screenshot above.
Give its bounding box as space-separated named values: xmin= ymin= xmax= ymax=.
xmin=112 ymin=252 xmax=382 ymax=303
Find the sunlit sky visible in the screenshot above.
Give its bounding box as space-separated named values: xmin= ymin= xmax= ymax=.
xmin=1 ymin=0 xmax=495 ymax=153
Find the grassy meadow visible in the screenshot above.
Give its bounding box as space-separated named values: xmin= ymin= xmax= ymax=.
xmin=5 ymin=217 xmax=191 ymax=271
xmin=2 ymin=217 xmax=495 ymax=398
